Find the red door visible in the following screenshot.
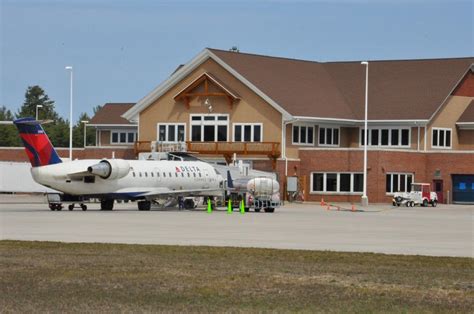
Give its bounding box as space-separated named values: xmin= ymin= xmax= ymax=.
xmin=433 ymin=180 xmax=443 ymax=203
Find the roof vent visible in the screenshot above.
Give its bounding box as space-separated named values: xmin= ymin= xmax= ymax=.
xmin=229 ymin=46 xmax=239 ymax=53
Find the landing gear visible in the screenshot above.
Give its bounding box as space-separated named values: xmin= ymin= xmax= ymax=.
xmin=49 ymin=204 xmax=62 ymax=211
xmin=101 ymin=199 xmax=114 ymax=210
xmin=138 ymin=200 xmax=151 ymax=211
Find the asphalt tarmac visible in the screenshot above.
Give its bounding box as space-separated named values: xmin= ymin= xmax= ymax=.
xmin=0 ymin=194 xmax=472 ymax=257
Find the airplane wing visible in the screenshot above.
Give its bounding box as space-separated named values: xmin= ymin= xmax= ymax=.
xmin=115 ymin=187 xmax=223 ymax=199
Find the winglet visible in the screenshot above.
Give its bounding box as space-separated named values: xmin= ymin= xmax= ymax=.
xmin=13 ymin=117 xmax=62 ymax=167
xmin=227 ymin=170 xmax=234 ymax=188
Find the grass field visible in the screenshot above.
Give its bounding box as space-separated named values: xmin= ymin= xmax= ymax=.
xmin=0 ymin=241 xmax=473 ymax=313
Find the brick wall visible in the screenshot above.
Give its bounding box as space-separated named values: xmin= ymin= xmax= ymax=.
xmin=273 ymin=150 xmax=473 ymax=204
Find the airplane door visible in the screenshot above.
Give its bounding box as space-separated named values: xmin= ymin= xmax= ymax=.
xmin=202 ymin=169 xmax=210 ymax=188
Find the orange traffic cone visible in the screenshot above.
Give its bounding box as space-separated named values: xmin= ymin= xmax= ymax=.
xmin=321 ymin=198 xmax=326 ymax=206
xmin=351 ymin=204 xmax=356 ymax=212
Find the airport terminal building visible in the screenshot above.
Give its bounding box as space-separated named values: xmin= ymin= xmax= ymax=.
xmin=2 ymin=49 xmax=472 ymax=204
xmin=119 ymin=49 xmax=473 ymax=204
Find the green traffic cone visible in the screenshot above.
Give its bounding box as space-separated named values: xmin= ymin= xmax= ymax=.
xmin=240 ymin=199 xmax=245 ymax=214
xmin=227 ymin=199 xmax=232 ymax=214
xmin=207 ymin=198 xmax=212 ymax=213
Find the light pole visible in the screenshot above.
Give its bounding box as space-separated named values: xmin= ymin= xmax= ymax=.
xmin=81 ymin=120 xmax=89 ymax=148
xmin=65 ymin=66 xmax=73 ymax=160
xmin=35 ymin=104 xmax=43 ymax=120
xmin=361 ymin=61 xmax=369 ymax=206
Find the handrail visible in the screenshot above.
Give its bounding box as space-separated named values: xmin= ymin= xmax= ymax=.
xmin=134 ymin=140 xmax=280 ymax=157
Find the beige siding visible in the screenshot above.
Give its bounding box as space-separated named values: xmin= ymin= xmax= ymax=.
xmin=100 ymin=130 xmax=111 ymax=146
xmin=458 ymin=130 xmax=474 ymax=150
xmin=428 ymin=95 xmax=474 ymax=150
xmin=139 ymin=58 xmax=282 ymax=145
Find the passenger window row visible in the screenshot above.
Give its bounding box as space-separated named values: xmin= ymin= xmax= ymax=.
xmin=131 ymin=171 xmax=202 ymax=178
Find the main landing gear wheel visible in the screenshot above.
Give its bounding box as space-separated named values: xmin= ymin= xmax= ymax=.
xmin=138 ymin=201 xmax=151 ymax=211
xmin=100 ymin=199 xmax=114 ymax=211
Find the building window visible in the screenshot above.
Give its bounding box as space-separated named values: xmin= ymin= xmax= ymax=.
xmin=292 ymin=125 xmax=314 ymax=145
xmin=360 ymin=127 xmax=410 ymax=147
xmin=233 ymin=123 xmax=262 ymax=142
xmin=111 ymin=131 xmax=137 ymax=144
xmin=190 ymin=114 xmax=228 ymax=142
xmin=319 ymin=127 xmax=339 ymax=146
xmin=386 ymin=173 xmax=414 ymax=194
xmin=311 ymin=172 xmax=364 ymax=194
xmin=157 ymin=123 xmax=185 ymax=143
xmin=432 ymin=128 xmax=452 ymax=148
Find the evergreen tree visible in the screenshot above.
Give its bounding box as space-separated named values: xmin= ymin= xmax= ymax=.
xmin=0 ymin=106 xmax=21 ymax=146
xmin=16 ymin=85 xmax=58 ymax=120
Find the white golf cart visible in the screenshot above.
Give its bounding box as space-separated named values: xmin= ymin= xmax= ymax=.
xmin=392 ymin=183 xmax=438 ymax=207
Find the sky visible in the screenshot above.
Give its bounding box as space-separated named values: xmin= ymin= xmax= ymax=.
xmin=1 ymin=0 xmax=473 ymax=120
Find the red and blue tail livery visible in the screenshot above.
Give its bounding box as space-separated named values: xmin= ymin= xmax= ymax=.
xmin=14 ymin=117 xmax=62 ymax=167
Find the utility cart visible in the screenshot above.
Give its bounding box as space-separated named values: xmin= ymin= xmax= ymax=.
xmin=392 ymin=183 xmax=438 ymax=207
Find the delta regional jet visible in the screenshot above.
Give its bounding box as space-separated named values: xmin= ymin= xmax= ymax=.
xmin=14 ymin=118 xmax=225 ymax=211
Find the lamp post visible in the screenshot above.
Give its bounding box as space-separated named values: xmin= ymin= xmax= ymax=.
xmin=361 ymin=61 xmax=369 ymax=206
xmin=81 ymin=120 xmax=89 ymax=148
xmin=35 ymin=104 xmax=43 ymax=120
xmin=65 ymin=66 xmax=73 ymax=160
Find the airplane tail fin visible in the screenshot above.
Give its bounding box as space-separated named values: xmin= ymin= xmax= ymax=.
xmin=13 ymin=117 xmax=62 ymax=167
xmin=227 ymin=170 xmax=234 ymax=188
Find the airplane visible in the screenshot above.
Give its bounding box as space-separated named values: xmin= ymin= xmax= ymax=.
xmin=13 ymin=117 xmax=225 ymax=211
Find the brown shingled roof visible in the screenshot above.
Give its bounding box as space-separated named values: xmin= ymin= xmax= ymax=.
xmin=89 ymin=103 xmax=135 ymax=125
xmin=457 ymin=100 xmax=474 ymax=123
xmin=209 ymin=48 xmax=473 ymax=120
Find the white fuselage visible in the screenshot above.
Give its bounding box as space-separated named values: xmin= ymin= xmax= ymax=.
xmin=31 ymin=159 xmax=224 ymax=199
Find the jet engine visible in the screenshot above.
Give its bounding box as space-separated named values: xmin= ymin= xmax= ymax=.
xmin=87 ymin=159 xmax=130 ymax=180
xmin=247 ymin=177 xmax=280 ymax=198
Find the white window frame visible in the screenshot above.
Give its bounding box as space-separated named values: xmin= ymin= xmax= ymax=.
xmin=110 ymin=130 xmax=137 ymax=145
xmin=318 ymin=126 xmax=340 ymax=147
xmin=292 ymin=124 xmax=315 ymax=146
xmin=431 ymin=127 xmax=452 ymax=149
xmin=190 ymin=114 xmax=229 ymax=142
xmin=232 ymin=123 xmax=263 ymax=142
xmin=310 ymin=172 xmax=364 ymax=194
xmin=385 ymin=172 xmax=414 ymax=194
xmin=156 ymin=123 xmax=186 ymax=143
xmin=359 ymin=127 xmax=411 ymax=148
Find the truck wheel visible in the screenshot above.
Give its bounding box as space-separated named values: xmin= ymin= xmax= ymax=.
xmin=81 ymin=204 xmax=87 ymax=211
xmin=264 ymin=208 xmax=275 ymax=213
xmin=138 ymin=201 xmax=151 ymax=211
xmin=100 ymin=199 xmax=114 ymax=210
xmin=49 ymin=205 xmax=56 ymax=211
xmin=254 ymin=208 xmax=261 ymax=212
xmin=410 ymin=201 xmax=415 ymax=207
xmin=422 ymin=199 xmax=428 ymax=207
xmin=68 ymin=204 xmax=74 ymax=211
xmin=431 ymin=200 xmax=437 ymax=207
xmin=184 ymin=199 xmax=195 ymax=209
